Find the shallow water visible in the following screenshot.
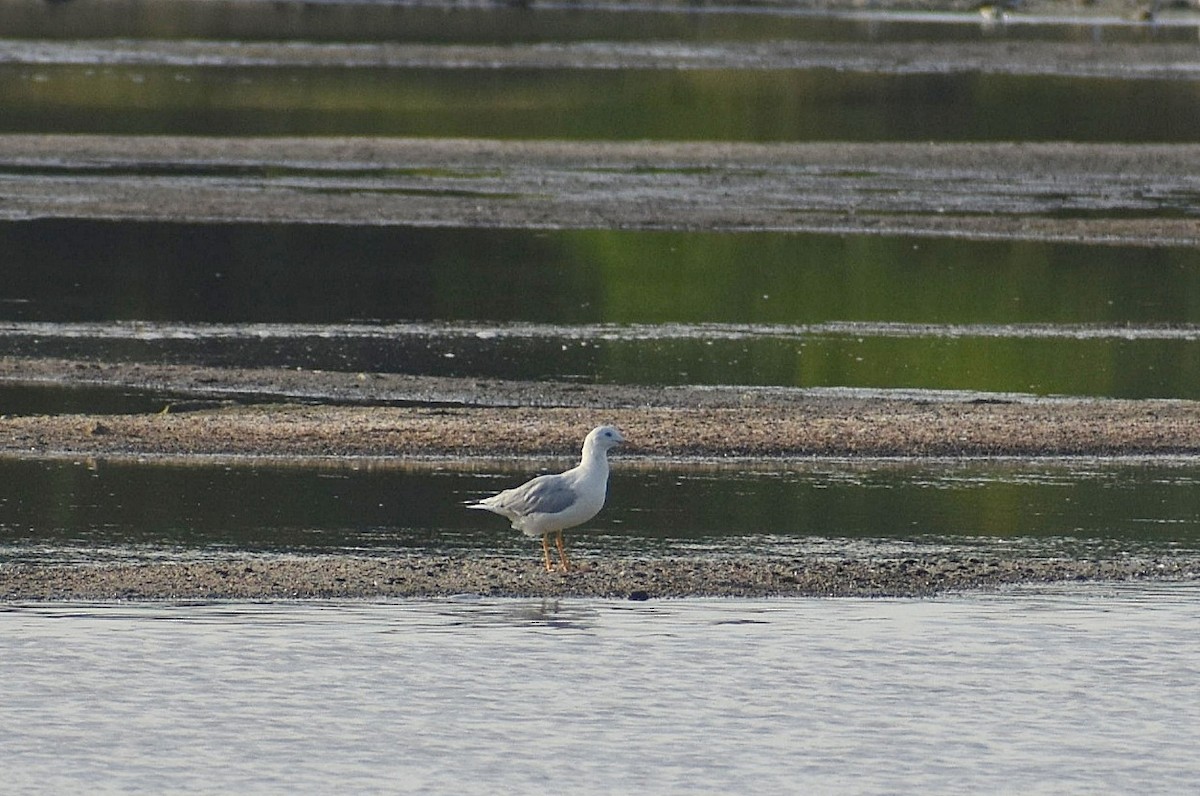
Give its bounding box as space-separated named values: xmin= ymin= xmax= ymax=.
xmin=3 ymin=585 xmax=1199 ymax=794
xmin=5 ymin=62 xmax=1200 ymax=141
xmin=4 ymin=222 xmax=1200 ymax=399
xmin=9 ymin=320 xmax=1200 ymax=398
xmin=7 ymin=223 xmax=1200 ymax=326
xmin=3 ymin=457 xmax=1199 ymax=565
xmin=4 ymin=1 xmax=1200 ymax=142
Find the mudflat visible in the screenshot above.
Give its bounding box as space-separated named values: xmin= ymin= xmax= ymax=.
xmin=4 ymin=4 xmax=1200 ymax=599
xmin=3 ymin=358 xmax=1200 ymax=461
xmin=2 ymin=136 xmax=1199 ymax=246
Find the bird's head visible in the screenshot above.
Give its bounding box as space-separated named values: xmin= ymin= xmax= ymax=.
xmin=587 ymin=425 xmax=626 ymax=450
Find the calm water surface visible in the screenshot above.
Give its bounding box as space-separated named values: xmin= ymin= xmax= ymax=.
xmin=3 ymin=586 xmax=1199 ymax=794
xmin=3 ymin=457 xmax=1200 ymax=563
xmin=7 ymin=223 xmax=1200 ymax=327
xmin=5 ymin=63 xmax=1200 ymax=141
xmin=4 ymin=222 xmax=1200 ymax=399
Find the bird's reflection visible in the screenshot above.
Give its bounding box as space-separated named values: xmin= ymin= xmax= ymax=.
xmin=437 ymin=597 xmax=600 ymax=632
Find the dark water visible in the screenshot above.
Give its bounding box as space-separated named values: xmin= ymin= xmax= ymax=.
xmin=4 ymin=2 xmax=1200 ymax=143
xmin=0 ymin=384 xmax=185 ymax=417
xmin=7 ymin=321 xmax=1200 ymax=399
xmin=3 ymin=457 xmax=1199 ymax=564
xmin=6 ymin=222 xmax=1200 ymax=326
xmin=3 ymin=0 xmax=1194 ymax=44
xmin=4 ymin=221 xmax=1200 ymax=398
xmin=4 ymin=63 xmax=1200 ymax=141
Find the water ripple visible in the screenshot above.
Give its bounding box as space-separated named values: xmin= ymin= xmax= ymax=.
xmin=3 ymin=589 xmax=1200 ymax=793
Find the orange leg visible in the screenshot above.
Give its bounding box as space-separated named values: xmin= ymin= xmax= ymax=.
xmin=540 ymin=534 xmax=555 ymax=572
xmin=555 ymin=530 xmax=572 ymax=573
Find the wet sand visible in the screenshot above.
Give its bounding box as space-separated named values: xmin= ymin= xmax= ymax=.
xmin=4 ymin=554 xmax=1198 ymax=602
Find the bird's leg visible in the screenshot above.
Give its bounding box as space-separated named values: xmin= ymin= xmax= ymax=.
xmin=555 ymin=530 xmax=572 ymax=573
xmin=541 ymin=534 xmax=555 ymax=572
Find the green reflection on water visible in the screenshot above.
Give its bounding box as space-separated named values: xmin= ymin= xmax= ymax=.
xmin=4 ymin=65 xmax=1200 ymax=141
xmin=0 ymin=222 xmax=600 ymax=324
xmin=0 ymin=3 xmax=936 ymax=44
xmin=584 ymin=231 xmax=1200 ymax=326
xmin=585 ymin=336 xmax=1200 ymax=398
xmin=5 ymin=221 xmax=1200 ymax=397
xmin=2 ymin=459 xmax=1199 ymax=563
xmin=5 ymin=331 xmax=1196 ymax=398
xmin=5 ymin=221 xmax=1200 ymax=326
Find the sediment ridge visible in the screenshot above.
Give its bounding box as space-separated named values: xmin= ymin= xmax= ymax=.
xmin=4 ymin=554 xmax=1198 ymax=602
xmin=3 ymin=352 xmax=1200 ymax=461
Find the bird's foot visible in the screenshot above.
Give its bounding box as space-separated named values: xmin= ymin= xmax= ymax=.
xmin=556 ymin=562 xmax=591 ymax=575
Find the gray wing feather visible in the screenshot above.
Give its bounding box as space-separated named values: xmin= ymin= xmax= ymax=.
xmin=494 ymin=474 xmax=577 ymax=516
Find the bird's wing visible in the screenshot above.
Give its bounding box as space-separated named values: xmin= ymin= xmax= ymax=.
xmin=489 ymin=474 xmax=578 ymax=517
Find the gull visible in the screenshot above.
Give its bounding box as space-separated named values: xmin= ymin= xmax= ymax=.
xmin=467 ymin=425 xmax=625 ymax=572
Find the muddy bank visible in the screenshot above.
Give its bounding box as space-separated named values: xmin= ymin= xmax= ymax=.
xmin=3 ymin=554 xmax=1197 ymax=601
xmin=0 ymin=354 xmax=1154 ymax=411
xmin=4 ymin=400 xmax=1196 ymax=460
xmin=2 ymin=136 xmax=1198 ymax=246
xmin=3 ymin=369 xmax=1200 ymax=460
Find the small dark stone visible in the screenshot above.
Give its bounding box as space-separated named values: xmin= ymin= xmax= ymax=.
xmin=627 ymin=590 xmax=651 ymax=601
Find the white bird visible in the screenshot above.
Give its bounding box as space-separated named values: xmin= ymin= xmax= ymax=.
xmin=467 ymin=425 xmax=625 ymax=572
